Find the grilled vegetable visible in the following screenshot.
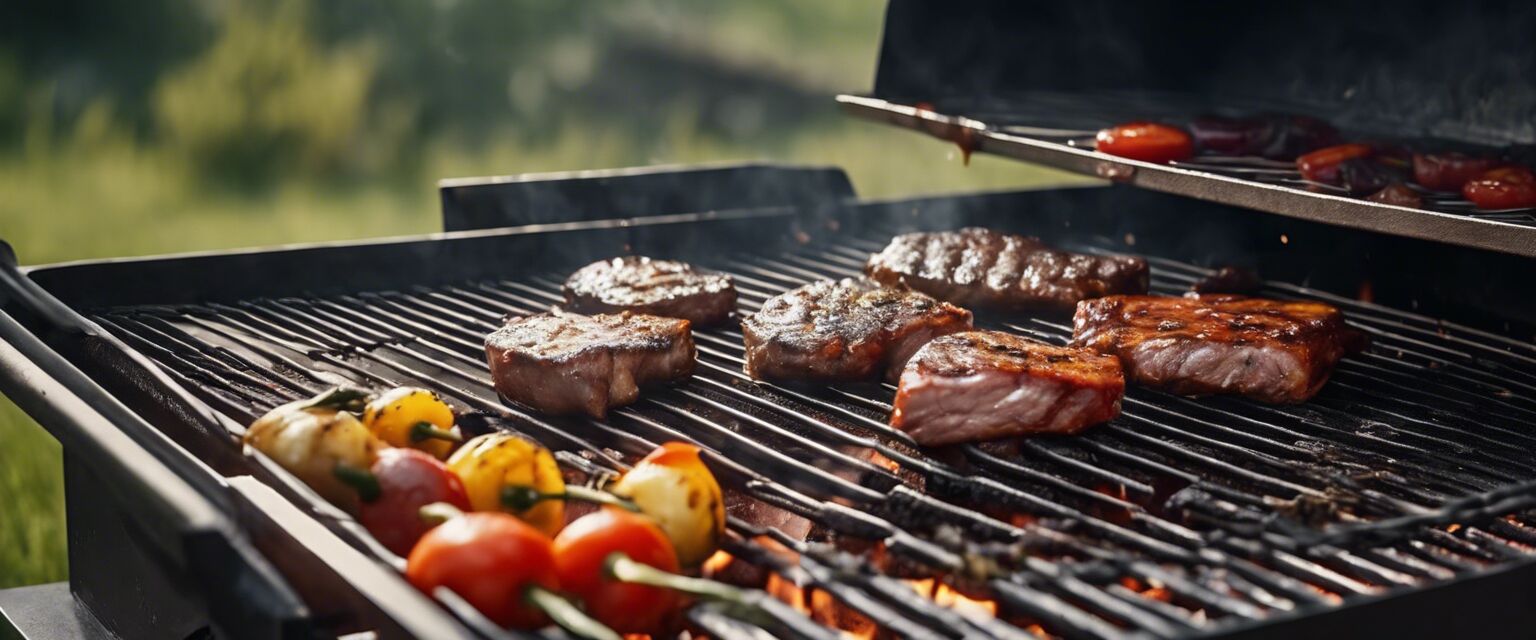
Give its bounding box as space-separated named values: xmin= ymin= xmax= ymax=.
xmin=1366 ymin=183 xmax=1423 ymax=209
xmin=362 ymin=387 xmax=462 ymax=459
xmin=243 ymin=387 xmax=383 ymax=513
xmin=1095 ymin=122 xmax=1193 ymax=164
xmin=554 ymin=508 xmax=680 ymax=633
xmin=1296 ymin=143 xmax=1373 ymax=184
xmin=359 ymin=448 xmax=470 ymax=556
xmin=1413 ymin=152 xmax=1504 ymax=192
xmin=406 ymin=510 xmax=561 ymax=629
xmin=446 ymin=432 xmax=565 ymax=535
xmin=609 ymin=442 xmax=724 ymax=567
xmin=1464 ymin=166 xmax=1536 ymax=210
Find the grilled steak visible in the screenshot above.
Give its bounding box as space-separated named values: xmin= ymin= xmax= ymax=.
xmin=741 ymin=278 xmax=972 ymax=382
xmin=1070 ymin=295 xmax=1365 ymax=403
xmin=563 ymin=256 xmax=736 ymax=326
xmin=485 ymin=311 xmax=695 ymax=417
xmin=891 ymin=331 xmax=1123 ymax=446
xmin=865 ymin=228 xmax=1149 ymax=311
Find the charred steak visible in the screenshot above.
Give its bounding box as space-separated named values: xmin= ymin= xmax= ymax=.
xmin=485 ymin=311 xmax=695 ymax=417
xmin=865 ymin=228 xmax=1149 ymax=311
xmin=741 ymin=278 xmax=972 ymax=382
xmin=891 ymin=331 xmax=1123 ymax=446
xmin=1070 ymin=295 xmax=1365 ymax=403
xmin=563 ymin=256 xmax=736 ymax=325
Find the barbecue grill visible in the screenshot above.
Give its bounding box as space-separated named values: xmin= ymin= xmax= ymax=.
xmin=5 ymin=1 xmax=1536 ymax=638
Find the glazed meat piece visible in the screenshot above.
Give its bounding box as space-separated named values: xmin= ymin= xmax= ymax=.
xmin=485 ymin=311 xmax=695 ymax=418
xmin=891 ymin=331 xmax=1124 ymax=446
xmin=865 ymin=228 xmax=1149 ymax=311
xmin=1070 ymin=295 xmax=1365 ymax=403
xmin=741 ymin=278 xmax=972 ymax=382
xmin=563 ymin=256 xmax=736 ymax=326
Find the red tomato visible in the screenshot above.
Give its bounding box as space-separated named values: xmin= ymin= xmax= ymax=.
xmin=1296 ymin=143 xmax=1374 ymax=183
xmin=1463 ymin=166 xmax=1536 ymax=210
xmin=406 ymin=512 xmax=559 ymax=629
xmin=359 ymin=448 xmax=471 ymax=556
xmin=553 ymin=509 xmax=680 ymax=633
xmin=1095 ymin=122 xmax=1193 ymax=163
xmin=1412 ymin=153 xmax=1504 ymax=192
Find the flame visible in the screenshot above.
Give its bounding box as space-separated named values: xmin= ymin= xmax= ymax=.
xmin=1023 ymin=624 xmax=1049 ymax=638
xmin=1445 ymin=523 xmax=1462 ymax=533
xmin=702 ymin=550 xmax=734 ymax=578
xmin=934 ymin=583 xmax=998 ymax=617
xmin=903 ymin=578 xmax=936 ymax=598
xmin=1120 ymin=577 xmax=1172 ymax=603
xmin=766 ymin=573 xmax=809 ymax=613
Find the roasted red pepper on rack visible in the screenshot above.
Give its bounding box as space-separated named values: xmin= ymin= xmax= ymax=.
xmin=554 ymin=508 xmax=681 ymax=633
xmin=1095 ymin=122 xmax=1194 ymax=163
xmin=1412 ymin=153 xmax=1504 ymax=192
xmin=1296 ymin=143 xmax=1374 ymax=184
xmin=1463 ymin=166 xmax=1536 ymax=210
xmin=358 ymin=448 xmax=470 ymax=556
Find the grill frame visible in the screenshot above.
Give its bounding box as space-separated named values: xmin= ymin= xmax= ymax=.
xmin=7 ymin=167 xmax=1536 ymax=638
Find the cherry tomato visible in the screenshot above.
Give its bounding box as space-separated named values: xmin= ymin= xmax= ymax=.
xmin=1296 ymin=143 xmax=1373 ymax=184
xmin=1095 ymin=122 xmax=1193 ymax=163
xmin=406 ymin=512 xmax=559 ymax=629
xmin=358 ymin=449 xmax=470 ymax=556
xmin=553 ymin=509 xmax=680 ymax=633
xmin=1412 ymin=153 xmax=1504 ymax=192
xmin=1463 ymin=166 xmax=1536 ymax=210
xmin=1366 ymin=183 xmax=1423 ymax=209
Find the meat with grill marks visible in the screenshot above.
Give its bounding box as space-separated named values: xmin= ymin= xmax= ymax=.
xmin=563 ymin=256 xmax=736 ymax=326
xmin=891 ymin=331 xmax=1124 ymax=446
xmin=485 ymin=311 xmax=695 ymax=418
xmin=741 ymin=278 xmax=972 ymax=382
xmin=1070 ymin=295 xmax=1366 ymax=403
xmin=865 ymin=228 xmax=1149 ymax=311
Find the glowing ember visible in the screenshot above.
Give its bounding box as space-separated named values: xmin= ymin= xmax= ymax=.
xmin=867 ymin=451 xmax=901 ymax=473
xmin=1023 ymin=624 xmax=1049 ymax=639
xmin=1446 ymin=523 xmax=1463 ymax=533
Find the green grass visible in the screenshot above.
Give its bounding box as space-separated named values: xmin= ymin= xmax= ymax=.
xmin=0 ymin=399 xmax=67 ymax=588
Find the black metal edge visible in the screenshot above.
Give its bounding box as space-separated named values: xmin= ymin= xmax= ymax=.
xmin=439 ymin=161 xmax=856 ymax=232
xmin=226 ymin=477 xmax=487 ymax=640
xmin=0 ymin=583 xmax=115 ymax=640
xmin=0 ymin=307 xmax=312 ymax=640
xmin=836 ymin=94 xmax=1536 ymax=259
xmin=1204 ymin=554 xmax=1536 ymax=639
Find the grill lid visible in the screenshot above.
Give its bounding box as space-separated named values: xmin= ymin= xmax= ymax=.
xmin=841 ymin=0 xmax=1536 ymax=257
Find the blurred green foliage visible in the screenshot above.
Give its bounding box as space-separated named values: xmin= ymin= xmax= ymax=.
xmin=0 ymin=0 xmax=1083 ymax=589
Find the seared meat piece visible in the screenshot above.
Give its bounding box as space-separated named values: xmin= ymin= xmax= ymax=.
xmin=1191 ymin=266 xmax=1262 ymax=295
xmin=563 ymin=256 xmax=736 ymax=326
xmin=891 ymin=331 xmax=1123 ymax=446
xmin=865 ymin=228 xmax=1149 ymax=311
xmin=1070 ymin=295 xmax=1365 ymax=403
xmin=485 ymin=311 xmax=695 ymax=417
xmin=741 ymin=278 xmax=972 ymax=382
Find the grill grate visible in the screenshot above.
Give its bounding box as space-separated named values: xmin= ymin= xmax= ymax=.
xmin=89 ymin=226 xmax=1536 ymax=639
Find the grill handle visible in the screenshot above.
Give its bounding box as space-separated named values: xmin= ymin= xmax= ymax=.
xmin=0 ymin=304 xmax=313 ymax=638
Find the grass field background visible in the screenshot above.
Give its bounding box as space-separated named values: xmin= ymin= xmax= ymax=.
xmin=0 ymin=0 xmax=1083 ymax=587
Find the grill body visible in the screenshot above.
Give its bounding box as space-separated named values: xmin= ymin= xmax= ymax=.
xmin=4 ymin=163 xmax=1536 ymax=638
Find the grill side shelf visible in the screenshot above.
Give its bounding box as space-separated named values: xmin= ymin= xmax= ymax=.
xmin=837 ymin=94 xmax=1536 ymax=259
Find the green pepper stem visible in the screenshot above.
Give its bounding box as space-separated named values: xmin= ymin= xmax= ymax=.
xmin=500 ymin=485 xmax=639 ymax=513
xmin=418 ymin=501 xmax=465 ymax=526
xmin=525 ymin=585 xmax=620 ymax=640
xmin=333 ymin=464 xmax=381 ymax=502
xmin=409 ymin=421 xmax=463 ymax=443
xmin=305 ymin=387 xmax=372 ymax=413
xmin=606 ymin=554 xmax=779 ymax=627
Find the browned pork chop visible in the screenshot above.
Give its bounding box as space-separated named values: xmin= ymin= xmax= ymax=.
xmin=865 ymin=228 xmax=1149 ymax=311
xmin=563 ymin=256 xmax=737 ymax=325
xmin=1070 ymin=295 xmax=1365 ymax=403
xmin=741 ymin=278 xmax=972 ymax=382
xmin=485 ymin=311 xmax=695 ymax=417
xmin=892 ymin=331 xmax=1124 ymax=446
